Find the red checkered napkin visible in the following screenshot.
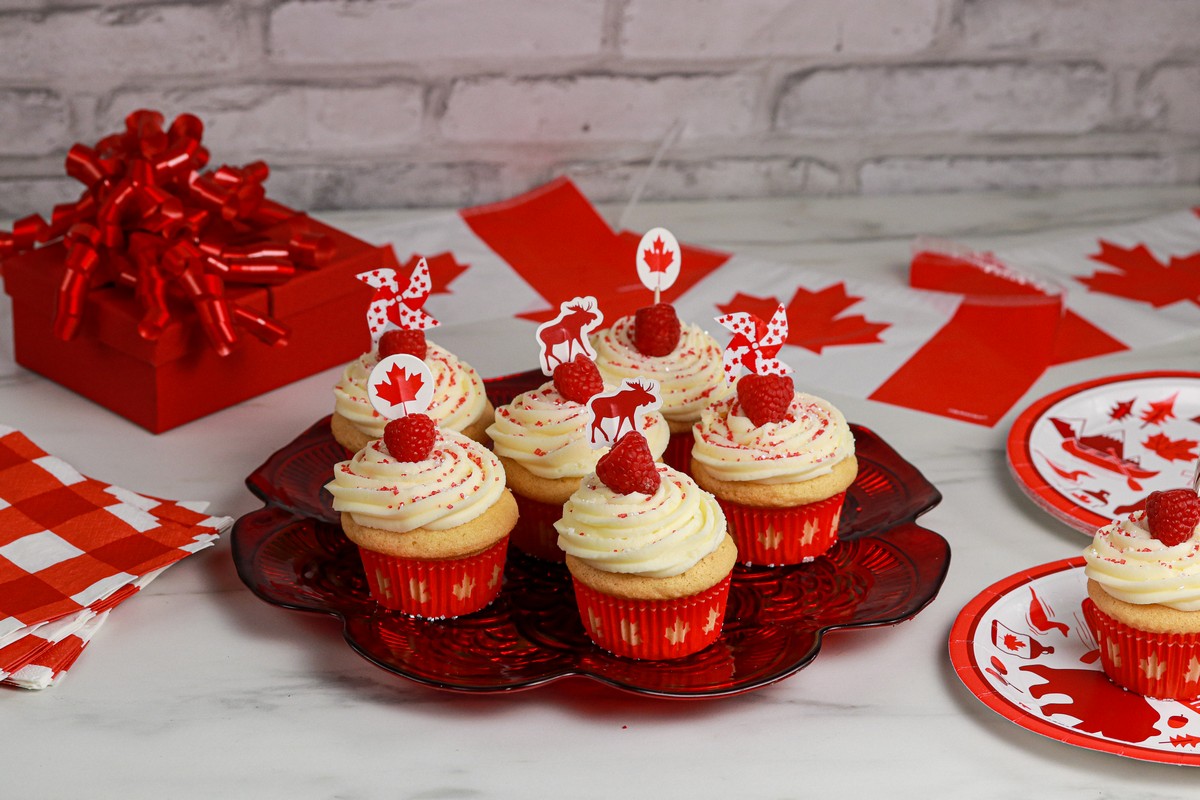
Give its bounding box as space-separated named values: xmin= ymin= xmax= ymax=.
xmin=0 ymin=426 xmax=230 ymax=687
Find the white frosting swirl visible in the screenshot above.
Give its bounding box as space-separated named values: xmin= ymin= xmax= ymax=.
xmin=690 ymin=391 xmax=854 ymax=484
xmin=1084 ymin=510 xmax=1200 ymax=611
xmin=325 ymin=429 xmax=506 ymax=533
xmin=555 ymin=466 xmax=725 ymax=578
xmin=486 ymin=380 xmax=669 ymax=479
xmin=591 ymin=316 xmax=728 ymax=424
xmin=332 ymin=341 xmax=487 ymax=438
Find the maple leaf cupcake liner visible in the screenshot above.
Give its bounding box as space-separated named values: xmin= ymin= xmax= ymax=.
xmin=356 ymin=537 xmax=509 ymax=619
xmin=716 ymin=492 xmax=845 ymax=567
xmin=508 ymin=493 xmax=567 ymax=562
xmin=1083 ymin=598 xmax=1200 ymax=701
xmin=571 ymin=574 xmax=732 ymax=660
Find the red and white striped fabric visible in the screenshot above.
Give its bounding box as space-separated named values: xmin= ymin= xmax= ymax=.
xmin=0 ymin=427 xmax=229 ymax=688
xmin=357 ymin=178 xmax=1200 ymax=426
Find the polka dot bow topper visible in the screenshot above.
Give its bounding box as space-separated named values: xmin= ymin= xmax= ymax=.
xmin=0 ymin=426 xmax=231 ymax=689
xmin=716 ymin=303 xmax=793 ymax=382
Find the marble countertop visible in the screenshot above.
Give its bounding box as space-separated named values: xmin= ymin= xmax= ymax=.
xmin=3 ymin=185 xmax=1199 ymax=797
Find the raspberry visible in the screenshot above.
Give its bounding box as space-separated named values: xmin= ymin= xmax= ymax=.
xmin=737 ymin=374 xmax=794 ymax=427
xmin=379 ymin=329 xmax=427 ymax=360
xmin=596 ymin=431 xmax=661 ymax=495
xmin=553 ymin=355 xmax=604 ymax=404
xmin=1145 ymin=489 xmax=1200 ymax=546
xmin=383 ymin=413 xmax=437 ymax=462
xmin=633 ymin=303 xmax=681 ymax=357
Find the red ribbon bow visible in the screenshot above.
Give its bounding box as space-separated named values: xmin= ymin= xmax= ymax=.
xmin=0 ymin=109 xmax=333 ymax=356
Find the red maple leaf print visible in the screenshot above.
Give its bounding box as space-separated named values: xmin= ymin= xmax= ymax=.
xmin=1168 ymin=734 xmax=1200 ymax=749
xmin=1143 ymin=432 xmax=1199 ymax=463
xmin=1078 ymin=240 xmax=1200 ymax=308
xmin=717 ymin=284 xmax=889 ymax=354
xmin=1002 ymin=634 xmax=1026 ymax=652
xmin=1109 ymin=399 xmax=1134 ymax=422
xmin=401 ymin=252 xmax=468 ymax=295
xmin=643 ymin=235 xmax=675 ymax=274
xmin=1140 ymin=393 xmax=1178 ymax=428
xmin=375 ymin=362 xmax=425 ymax=408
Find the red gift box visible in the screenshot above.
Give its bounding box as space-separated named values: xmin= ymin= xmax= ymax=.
xmin=3 ymin=214 xmax=390 ymax=432
xmin=0 ymin=110 xmax=397 ymax=432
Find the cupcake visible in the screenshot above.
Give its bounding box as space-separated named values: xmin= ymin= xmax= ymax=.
xmin=332 ymin=258 xmax=493 ymax=452
xmin=1082 ymin=488 xmax=1200 ymax=700
xmin=487 ymin=356 xmax=669 ymax=561
xmin=326 ymin=354 xmax=518 ymax=619
xmin=556 ymin=431 xmax=737 ymax=660
xmin=332 ymin=331 xmax=493 ymax=452
xmin=691 ymin=305 xmax=856 ymax=566
xmin=590 ymin=305 xmax=728 ymax=472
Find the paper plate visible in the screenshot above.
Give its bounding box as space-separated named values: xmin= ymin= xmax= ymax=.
xmin=950 ymin=558 xmax=1200 ymax=765
xmin=1007 ymin=371 xmax=1200 ymax=534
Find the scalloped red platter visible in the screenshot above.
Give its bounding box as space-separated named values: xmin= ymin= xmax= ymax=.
xmin=231 ymin=369 xmax=950 ymax=698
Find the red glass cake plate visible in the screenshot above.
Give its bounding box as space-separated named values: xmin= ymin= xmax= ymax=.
xmin=231 ymin=370 xmax=950 ymax=698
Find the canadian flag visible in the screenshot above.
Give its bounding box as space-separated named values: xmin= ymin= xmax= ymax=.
xmin=346 ymin=178 xmax=1200 ymax=427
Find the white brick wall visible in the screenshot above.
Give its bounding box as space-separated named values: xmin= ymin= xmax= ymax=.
xmin=0 ymin=0 xmax=1195 ymax=216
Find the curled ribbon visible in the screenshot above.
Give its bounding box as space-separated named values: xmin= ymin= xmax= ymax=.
xmin=0 ymin=109 xmax=329 ymax=356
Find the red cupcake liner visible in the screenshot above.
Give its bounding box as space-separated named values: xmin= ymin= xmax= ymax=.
xmin=716 ymin=491 xmax=845 ymax=566
xmin=571 ymin=573 xmax=732 ymax=660
xmin=662 ymin=430 xmax=694 ymax=474
xmin=509 ymin=492 xmax=566 ymax=562
xmin=357 ymin=536 xmax=509 ymax=619
xmin=1083 ymin=598 xmax=1200 ymax=700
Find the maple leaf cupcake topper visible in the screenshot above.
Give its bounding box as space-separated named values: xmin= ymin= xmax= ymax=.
xmin=536 ymin=296 xmax=604 ymax=376
xmin=367 ymin=354 xmax=434 ymax=419
xmin=356 ymin=257 xmax=440 ymax=347
xmin=636 ymin=227 xmax=681 ymax=305
xmin=586 ymin=378 xmax=662 ymax=447
xmin=715 ymin=303 xmax=792 ymax=383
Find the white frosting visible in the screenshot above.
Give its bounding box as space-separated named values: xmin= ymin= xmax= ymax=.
xmin=1084 ymin=510 xmax=1200 ymax=611
xmin=690 ymin=391 xmax=855 ymax=484
xmin=555 ymin=465 xmax=725 ymax=578
xmin=325 ymin=430 xmax=506 ymax=533
xmin=332 ymin=341 xmax=487 ymax=438
xmin=591 ymin=316 xmax=728 ymax=424
xmin=486 ymin=380 xmax=669 ymax=480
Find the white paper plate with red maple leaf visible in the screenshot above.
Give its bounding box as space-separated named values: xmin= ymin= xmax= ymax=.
xmin=1007 ymin=371 xmax=1200 ymax=534
xmin=950 ymin=558 xmax=1200 ymax=765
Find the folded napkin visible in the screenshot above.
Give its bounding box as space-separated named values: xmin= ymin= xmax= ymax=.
xmin=0 ymin=426 xmax=231 ymax=688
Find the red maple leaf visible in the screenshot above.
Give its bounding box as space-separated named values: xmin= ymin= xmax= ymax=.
xmin=643 ymin=236 xmax=674 ymax=274
xmin=1078 ymin=240 xmax=1200 ymax=307
xmin=717 ymin=283 xmax=890 ymax=354
xmin=375 ymin=362 xmax=425 ymax=408
xmin=1109 ymin=399 xmax=1134 ymax=422
xmin=1140 ymin=393 xmax=1178 ymax=428
xmin=1168 ymin=733 xmax=1200 ymax=749
xmin=1143 ymin=432 xmax=1198 ymax=462
xmin=1002 ymin=634 xmax=1026 ymax=652
xmin=401 ymin=252 xmax=468 ymax=295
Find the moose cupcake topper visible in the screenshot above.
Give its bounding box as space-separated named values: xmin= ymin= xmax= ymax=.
xmin=536 ymin=296 xmax=603 ymax=376
xmin=356 ymin=257 xmax=440 ymax=347
xmin=715 ymin=303 xmax=792 ymax=383
xmin=586 ymin=378 xmax=662 ymax=446
xmin=636 ymin=227 xmax=681 ymax=305
xmin=367 ymin=354 xmax=434 ymax=419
